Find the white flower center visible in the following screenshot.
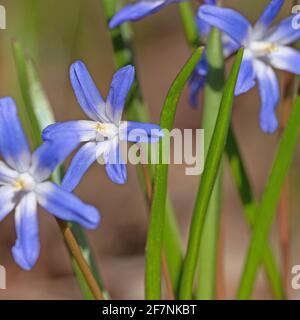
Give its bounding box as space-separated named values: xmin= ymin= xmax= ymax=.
xmin=249 ymin=41 xmax=279 ymax=58
xmin=14 ymin=172 xmax=36 ymax=192
xmin=95 ymin=122 xmax=119 ymax=141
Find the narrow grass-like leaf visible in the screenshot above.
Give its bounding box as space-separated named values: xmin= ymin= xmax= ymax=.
xmin=145 ymin=48 xmax=204 ymax=299
xmin=102 ymin=0 xmax=184 ymax=294
xmin=12 ymin=40 xmax=43 ymax=149
xmin=237 ymin=93 xmax=300 ymax=299
xmin=12 ymin=40 xmax=107 ymax=300
xmin=226 ymin=129 xmax=284 ymax=299
xmin=197 ymin=28 xmax=224 ymax=300
xmin=178 ymin=9 xmax=284 ymax=299
xmin=178 ymin=48 xmax=244 ymax=300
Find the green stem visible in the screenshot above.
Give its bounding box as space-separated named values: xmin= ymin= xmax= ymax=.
xmin=237 ymin=94 xmax=300 ymax=299
xmin=102 ymin=0 xmax=184 ymax=295
xmin=178 ymin=3 xmax=199 ymax=47
xmin=146 ymin=48 xmax=204 ymax=299
xmin=179 ymin=48 xmax=244 ymax=300
xmin=196 ymin=28 xmax=224 ymax=300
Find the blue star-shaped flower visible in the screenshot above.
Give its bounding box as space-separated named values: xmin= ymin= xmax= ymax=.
xmin=193 ymin=0 xmax=300 ymax=133
xmin=109 ymin=0 xmax=187 ymax=28
xmin=43 ymin=61 xmax=163 ymax=190
xmin=0 ymin=97 xmax=100 ymax=270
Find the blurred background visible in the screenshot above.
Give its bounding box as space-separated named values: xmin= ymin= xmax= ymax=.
xmin=0 ymin=0 xmax=300 ymax=300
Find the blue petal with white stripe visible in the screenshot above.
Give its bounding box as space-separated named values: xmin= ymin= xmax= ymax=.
xmin=70 ymin=61 xmax=109 ymax=122
xmin=253 ymin=0 xmax=284 ymax=38
xmin=30 ymin=140 xmax=79 ymax=182
xmin=198 ymin=5 xmax=252 ymax=45
xmin=106 ymin=65 xmax=135 ymax=124
xmin=0 ymin=97 xmax=31 ymax=172
xmin=37 ymin=182 xmax=100 ymax=230
xmin=254 ymin=60 xmax=279 ymax=134
xmin=12 ymin=193 xmax=39 ymax=270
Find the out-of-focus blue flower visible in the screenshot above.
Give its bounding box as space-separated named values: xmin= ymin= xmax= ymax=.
xmin=109 ymin=0 xmax=186 ymax=28
xmin=43 ymin=61 xmax=163 ymax=188
xmin=0 ymin=97 xmax=100 ymax=270
xmin=196 ymin=0 xmax=300 ymax=133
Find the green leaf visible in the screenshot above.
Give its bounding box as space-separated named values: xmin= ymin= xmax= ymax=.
xmin=226 ymin=128 xmax=284 ymax=299
xmin=145 ymin=47 xmax=204 ymax=300
xmin=12 ymin=40 xmax=107 ymax=300
xmin=237 ymin=93 xmax=300 ymax=299
xmin=197 ymin=28 xmax=225 ymax=300
xmin=178 ymin=48 xmax=244 ymax=300
xmin=12 ymin=40 xmax=43 ymax=149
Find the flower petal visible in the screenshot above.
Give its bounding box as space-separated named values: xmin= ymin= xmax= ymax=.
xmin=70 ymin=61 xmax=109 ymax=122
xmin=198 ymin=5 xmax=252 ymax=45
xmin=104 ymin=139 xmax=127 ymax=185
xmin=268 ymin=46 xmax=300 ymax=75
xmin=266 ymin=15 xmax=300 ymax=45
xmin=42 ymin=120 xmax=97 ymax=143
xmin=197 ymin=0 xmax=218 ymax=38
xmin=37 ymin=182 xmax=100 ymax=229
xmin=62 ymin=142 xmax=98 ymax=192
xmin=235 ymin=55 xmax=256 ymax=95
xmin=0 ymin=185 xmax=17 ymax=222
xmin=253 ymin=0 xmax=284 ymax=38
xmin=189 ymin=73 xmax=206 ymax=109
xmin=109 ymin=1 xmax=167 ymax=28
xmin=106 ymin=65 xmax=135 ymax=124
xmin=254 ymin=60 xmax=279 ymax=133
xmin=223 ymin=35 xmax=241 ymax=58
xmin=12 ymin=192 xmax=39 ymax=270
xmin=119 ymin=121 xmax=163 ymax=143
xmin=30 ymin=140 xmax=79 ymax=182
xmin=0 ymin=161 xmax=19 ymax=185
xmin=0 ymin=97 xmax=31 ymax=172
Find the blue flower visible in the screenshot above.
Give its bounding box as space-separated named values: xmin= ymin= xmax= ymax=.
xmin=0 ymin=97 xmax=100 ymax=270
xmin=43 ymin=61 xmax=163 ymax=189
xmin=195 ymin=0 xmax=300 ymax=133
xmin=190 ymin=0 xmax=239 ymax=108
xmin=109 ymin=0 xmax=186 ymax=28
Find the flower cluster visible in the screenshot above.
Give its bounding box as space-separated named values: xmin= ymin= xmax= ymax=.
xmin=109 ymin=0 xmax=300 ymax=133
xmin=0 ymin=63 xmax=162 ymax=270
xmin=193 ymin=0 xmax=300 ymax=133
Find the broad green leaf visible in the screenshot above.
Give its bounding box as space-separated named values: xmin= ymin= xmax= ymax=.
xmin=179 ymin=48 xmax=244 ymax=300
